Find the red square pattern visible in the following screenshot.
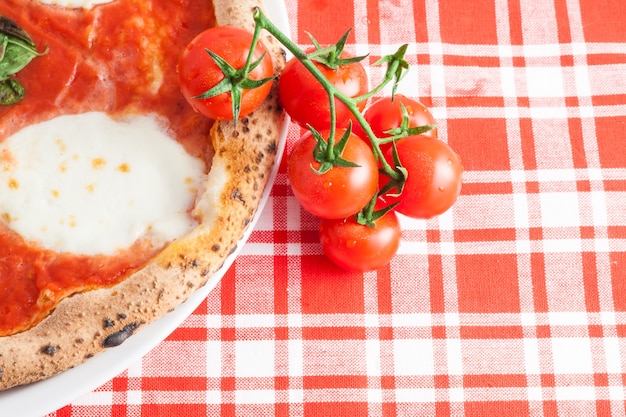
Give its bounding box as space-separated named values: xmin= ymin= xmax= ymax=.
xmin=465 ymin=401 xmax=530 ymax=417
xmin=446 ymin=118 xmax=510 ymax=172
xmin=301 ymin=255 xmax=365 ymax=314
xmin=302 ymin=326 xmax=365 ymax=340
xmin=411 ymin=0 xmax=429 ymax=43
xmin=456 ymin=254 xmax=521 ymax=313
xmin=142 ymin=377 xmax=206 ymax=392
xmin=53 ymin=407 xmax=73 ymax=417
xmin=595 ymin=116 xmax=626 ymax=169
xmin=536 ymin=325 xmax=551 ymax=338
xmin=438 ymin=0 xmax=498 ymax=45
xmin=304 ymin=402 xmax=368 ymax=417
xmin=460 ymin=181 xmax=513 ymax=196
xmin=296 ymin=0 xmax=355 ymax=45
xmin=610 ymin=252 xmax=626 ymax=311
xmin=579 ymin=0 xmax=626 ymax=42
xmin=166 ymin=326 xmax=207 ymax=342
xmin=464 ymin=373 xmax=526 ymax=388
xmin=303 ymin=374 xmax=368 ymax=390
xmin=553 ymin=0 xmax=572 ymax=44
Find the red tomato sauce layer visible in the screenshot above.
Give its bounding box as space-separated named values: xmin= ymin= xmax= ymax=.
xmin=0 ymin=0 xmax=216 ymax=336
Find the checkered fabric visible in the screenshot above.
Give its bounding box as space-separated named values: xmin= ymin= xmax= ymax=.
xmin=48 ymin=0 xmax=626 ymax=415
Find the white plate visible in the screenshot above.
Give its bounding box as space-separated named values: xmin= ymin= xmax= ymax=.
xmin=0 ymin=2 xmax=289 ymax=416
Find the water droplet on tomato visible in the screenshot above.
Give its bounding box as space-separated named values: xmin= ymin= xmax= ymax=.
xmin=345 ymin=240 xmax=357 ymax=248
xmin=438 ymin=186 xmax=445 ymax=192
xmin=187 ymin=69 xmax=200 ymax=81
xmin=323 ymin=181 xmax=332 ymax=189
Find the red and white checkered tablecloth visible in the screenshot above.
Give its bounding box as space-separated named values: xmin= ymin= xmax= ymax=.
xmin=48 ymin=0 xmax=625 ymax=415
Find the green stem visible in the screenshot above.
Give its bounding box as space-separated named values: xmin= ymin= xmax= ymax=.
xmin=253 ymin=8 xmax=402 ymax=180
xmin=326 ymin=90 xmax=337 ymax=159
xmin=351 ymin=58 xmax=400 ymax=103
xmin=245 ymin=18 xmax=265 ymax=73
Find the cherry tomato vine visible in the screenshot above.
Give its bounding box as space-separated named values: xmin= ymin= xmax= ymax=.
xmin=179 ymin=8 xmax=464 ymax=272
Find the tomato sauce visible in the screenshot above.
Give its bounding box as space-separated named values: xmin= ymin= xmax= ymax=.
xmin=0 ymin=0 xmax=216 ymax=335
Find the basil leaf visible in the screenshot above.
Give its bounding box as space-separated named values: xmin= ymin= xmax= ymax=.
xmin=0 ymin=15 xmax=47 ymax=105
xmin=0 ymin=34 xmax=44 ymax=81
xmin=0 ymin=79 xmax=25 ymax=105
xmin=0 ymin=15 xmax=35 ymax=46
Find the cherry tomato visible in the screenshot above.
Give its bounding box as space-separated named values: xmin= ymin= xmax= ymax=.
xmin=380 ymin=135 xmax=463 ymax=219
xmin=319 ymin=206 xmax=401 ymax=272
xmin=288 ymin=129 xmax=378 ymax=219
xmin=353 ymin=95 xmax=437 ymax=151
xmin=279 ymin=49 xmax=368 ymax=131
xmin=178 ymin=26 xmax=273 ymax=120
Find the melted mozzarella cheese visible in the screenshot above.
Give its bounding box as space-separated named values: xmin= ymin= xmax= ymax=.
xmin=0 ymin=112 xmax=205 ymax=255
xmin=37 ymin=0 xmax=113 ymax=8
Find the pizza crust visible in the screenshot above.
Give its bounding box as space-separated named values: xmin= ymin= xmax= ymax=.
xmin=0 ymin=0 xmax=285 ymax=390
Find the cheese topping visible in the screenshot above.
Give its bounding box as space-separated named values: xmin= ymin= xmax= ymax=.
xmin=0 ymin=112 xmax=205 ymax=255
xmin=37 ymin=0 xmax=114 ymax=8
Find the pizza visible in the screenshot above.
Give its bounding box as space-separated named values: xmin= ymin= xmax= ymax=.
xmin=0 ymin=0 xmax=285 ymax=390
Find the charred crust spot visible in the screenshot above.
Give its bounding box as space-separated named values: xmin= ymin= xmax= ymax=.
xmin=232 ymin=188 xmax=246 ymax=205
xmin=41 ymin=345 xmax=57 ymax=356
xmin=85 ymin=353 xmax=94 ymax=359
xmin=211 ymin=244 xmax=221 ymax=252
xmin=75 ymin=338 xmax=84 ymax=344
xmin=244 ymin=165 xmax=251 ymax=173
xmin=118 ymin=313 xmax=127 ymax=320
xmin=255 ymin=152 xmax=265 ymax=164
xmin=102 ymin=322 xmax=143 ymax=348
xmin=191 ymin=259 xmax=199 ymax=268
xmin=0 ymin=368 xmax=3 ymax=380
xmin=103 ymin=318 xmax=115 ymax=328
xmin=267 ymin=141 xmax=277 ymax=154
